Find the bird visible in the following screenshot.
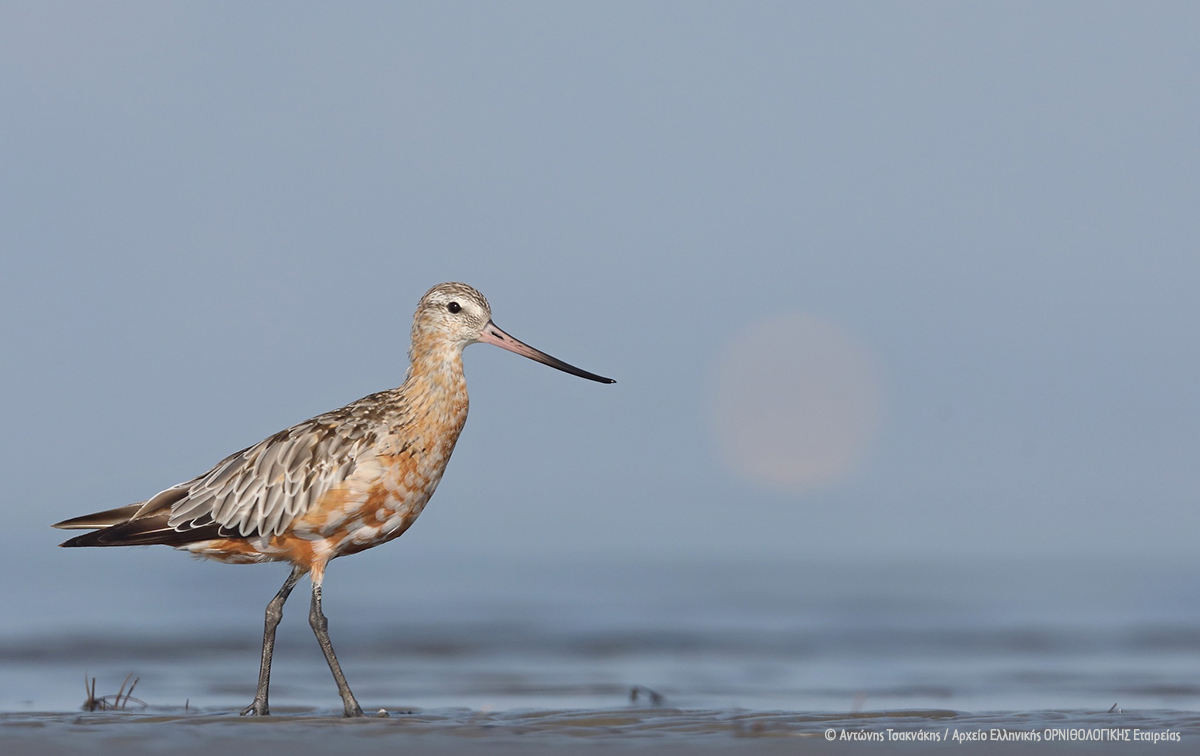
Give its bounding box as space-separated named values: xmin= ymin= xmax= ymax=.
xmin=53 ymin=282 xmax=614 ymax=717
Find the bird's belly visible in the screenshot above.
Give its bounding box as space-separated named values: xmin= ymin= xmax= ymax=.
xmin=303 ymin=459 xmax=449 ymax=557
xmin=326 ymin=490 xmax=429 ymax=557
xmin=184 ymin=485 xmax=435 ymax=566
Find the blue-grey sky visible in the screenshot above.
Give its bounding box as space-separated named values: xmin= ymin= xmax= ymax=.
xmin=2 ymin=1 xmax=1198 ymax=598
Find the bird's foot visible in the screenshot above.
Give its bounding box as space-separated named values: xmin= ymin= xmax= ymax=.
xmin=342 ymin=701 xmax=365 ymax=718
xmin=241 ymin=701 xmax=269 ymax=716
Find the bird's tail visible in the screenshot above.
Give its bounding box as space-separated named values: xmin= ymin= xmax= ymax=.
xmin=56 ymin=512 xmax=226 ymax=548
xmin=52 ymin=504 xmax=144 ymax=531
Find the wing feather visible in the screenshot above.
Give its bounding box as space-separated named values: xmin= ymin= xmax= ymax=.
xmin=163 ymin=412 xmax=378 ymax=538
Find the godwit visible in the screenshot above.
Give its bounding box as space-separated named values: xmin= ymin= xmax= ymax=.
xmin=53 ymin=282 xmax=614 ymax=717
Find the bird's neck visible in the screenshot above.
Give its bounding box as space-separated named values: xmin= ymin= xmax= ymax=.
xmin=403 ymin=336 xmax=470 ymax=425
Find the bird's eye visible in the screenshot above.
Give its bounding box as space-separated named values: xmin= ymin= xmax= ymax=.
xmin=447 ymin=301 xmax=461 ymax=314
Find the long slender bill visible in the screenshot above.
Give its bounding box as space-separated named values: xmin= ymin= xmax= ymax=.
xmin=476 ymin=321 xmax=615 ymax=384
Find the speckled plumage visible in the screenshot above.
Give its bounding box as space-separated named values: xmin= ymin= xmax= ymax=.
xmin=57 ymin=283 xmax=489 ymax=581
xmin=53 ymin=281 xmax=613 ymax=717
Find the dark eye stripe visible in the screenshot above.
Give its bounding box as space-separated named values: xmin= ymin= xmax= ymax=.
xmin=447 ymin=301 xmax=461 ymax=314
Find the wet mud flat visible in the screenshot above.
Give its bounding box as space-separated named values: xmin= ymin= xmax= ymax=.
xmin=8 ymin=557 xmax=1200 ymax=753
xmin=2 ymin=707 xmax=1197 ymax=755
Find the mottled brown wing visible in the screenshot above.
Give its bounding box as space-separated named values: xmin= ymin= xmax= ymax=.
xmin=158 ymin=412 xmax=379 ymax=537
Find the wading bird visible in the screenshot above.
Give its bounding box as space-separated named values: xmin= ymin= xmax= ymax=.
xmin=53 ymin=282 xmax=614 ymax=717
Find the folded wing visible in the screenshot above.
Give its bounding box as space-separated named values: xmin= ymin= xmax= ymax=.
xmin=55 ymin=407 xmax=381 ymax=547
xmin=168 ymin=418 xmax=374 ymax=537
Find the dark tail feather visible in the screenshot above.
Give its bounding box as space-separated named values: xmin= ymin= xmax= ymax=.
xmin=58 ymin=515 xmax=227 ymax=548
xmin=53 ymin=504 xmax=145 ymax=531
xmin=54 ymin=487 xmax=191 ymax=532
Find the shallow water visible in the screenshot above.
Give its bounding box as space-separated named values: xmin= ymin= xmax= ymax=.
xmin=4 ymin=556 xmax=1200 ymax=751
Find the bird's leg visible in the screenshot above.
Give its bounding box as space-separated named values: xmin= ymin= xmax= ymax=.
xmin=308 ymin=574 xmax=364 ymax=717
xmin=241 ymin=566 xmax=303 ymax=716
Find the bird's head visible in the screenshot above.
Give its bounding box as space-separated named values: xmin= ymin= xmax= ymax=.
xmin=410 ymin=282 xmax=614 ymax=384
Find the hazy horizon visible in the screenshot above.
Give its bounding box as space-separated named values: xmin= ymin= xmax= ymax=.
xmin=3 ymin=3 xmax=1198 ymax=601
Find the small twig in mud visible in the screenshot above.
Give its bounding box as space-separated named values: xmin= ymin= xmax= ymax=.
xmin=81 ymin=673 xmax=148 ymax=711
xmin=83 ymin=675 xmax=97 ymax=711
xmin=629 ymin=685 xmax=664 ymax=705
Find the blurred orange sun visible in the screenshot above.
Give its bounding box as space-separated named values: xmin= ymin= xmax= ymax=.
xmin=708 ymin=313 xmax=882 ymax=493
